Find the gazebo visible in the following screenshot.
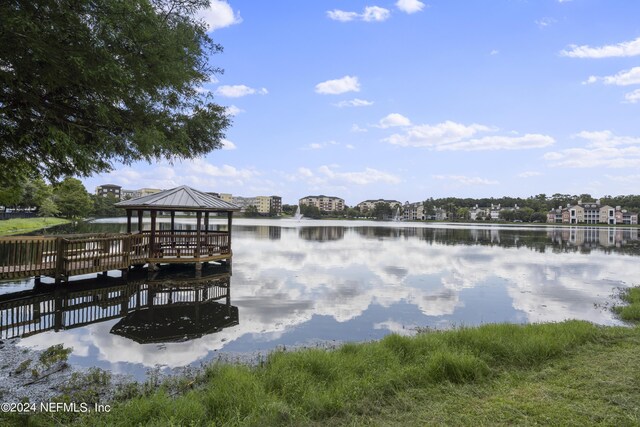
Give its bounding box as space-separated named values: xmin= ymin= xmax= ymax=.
xmin=115 ymin=186 xmax=240 ymax=270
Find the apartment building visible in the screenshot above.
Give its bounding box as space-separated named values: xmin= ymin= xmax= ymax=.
xmin=356 ymin=199 xmax=401 ymax=212
xmin=95 ymin=184 xmax=122 ymax=200
xmin=469 ymin=204 xmax=518 ymax=221
xmin=299 ymin=195 xmax=345 ymax=212
xmin=403 ymin=201 xmax=425 ymax=221
xmin=548 ymin=200 xmax=637 ymax=225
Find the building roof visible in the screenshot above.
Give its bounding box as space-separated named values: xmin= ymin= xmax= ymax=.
xmin=115 ymin=185 xmax=240 ymax=211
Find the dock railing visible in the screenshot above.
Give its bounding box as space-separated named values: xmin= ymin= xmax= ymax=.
xmin=0 ymin=231 xmax=230 ymax=282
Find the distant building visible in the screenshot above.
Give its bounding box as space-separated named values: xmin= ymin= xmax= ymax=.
xmin=95 ymin=184 xmax=122 ymax=200
xmin=402 ymin=201 xmax=424 ymax=221
xmin=299 ymin=195 xmax=345 ymax=212
xmin=356 ymin=199 xmax=401 ymax=212
xmin=547 ymin=200 xmax=637 ymax=225
xmin=223 ymin=194 xmax=282 ymax=215
xmin=469 ymin=204 xmax=518 ymax=221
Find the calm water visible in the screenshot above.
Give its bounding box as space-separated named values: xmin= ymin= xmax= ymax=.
xmin=1 ymin=219 xmax=638 ymax=379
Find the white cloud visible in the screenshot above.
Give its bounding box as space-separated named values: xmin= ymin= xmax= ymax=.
xmin=440 ymin=134 xmax=555 ymax=151
xmin=518 ymin=171 xmax=542 ymax=178
xmin=624 ymin=89 xmax=640 ymax=103
xmin=432 ymin=175 xmax=499 ymax=185
xmin=384 ymin=120 xmax=554 ymax=151
xmin=560 ymin=36 xmax=640 ymax=58
xmin=377 ymin=113 xmax=411 ymax=128
xmin=334 ymin=98 xmax=374 ymax=108
xmin=327 ymin=6 xmax=390 ymax=23
xmin=225 ymin=105 xmax=244 ymax=116
xmin=215 ymin=85 xmax=268 ymax=97
xmin=544 ymin=130 xmax=640 ymax=168
xmin=315 ymin=75 xmax=360 ymax=95
xmin=318 ymin=165 xmax=401 ymax=185
xmin=396 ymin=0 xmax=426 ymax=14
xmin=535 ymin=17 xmax=556 ymax=28
xmin=198 ymin=1 xmax=242 ymax=32
xmin=297 ymin=165 xmax=401 ymax=186
xmin=345 ymin=144 xmax=356 ymax=149
xmin=351 ymin=124 xmax=368 ymax=133
xmin=305 ymin=141 xmax=338 ymax=150
xmin=384 ymin=121 xmax=491 ymax=147
xmin=586 ymin=67 xmax=640 ymax=86
xmin=326 ymin=10 xmax=360 ymax=22
xmin=490 ymin=49 xmax=499 ymax=55
xmin=362 ymin=6 xmax=391 ymax=22
xmin=221 ymin=139 xmax=236 ymax=150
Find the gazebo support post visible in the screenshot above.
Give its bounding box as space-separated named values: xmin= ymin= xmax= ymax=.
xmin=195 ymin=211 xmax=202 ymax=271
xmin=137 ymin=210 xmax=143 ymax=232
xmin=150 ymin=210 xmax=157 ymax=259
xmin=170 ymin=211 xmax=175 ymax=233
xmin=126 ymin=210 xmax=132 ymax=233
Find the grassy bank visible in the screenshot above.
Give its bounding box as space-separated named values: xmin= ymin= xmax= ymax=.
xmin=7 ymin=320 xmax=640 ymax=426
xmin=0 ymin=217 xmax=70 ymax=236
xmin=614 ymin=287 xmax=640 ymax=323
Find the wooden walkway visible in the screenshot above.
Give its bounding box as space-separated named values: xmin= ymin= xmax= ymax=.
xmin=0 ymin=231 xmax=231 ymax=283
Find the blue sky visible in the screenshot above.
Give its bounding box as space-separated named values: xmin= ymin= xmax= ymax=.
xmin=85 ymin=0 xmax=640 ymax=205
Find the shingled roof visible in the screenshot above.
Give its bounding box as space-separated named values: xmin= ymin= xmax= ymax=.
xmin=115 ymin=185 xmax=240 ymax=211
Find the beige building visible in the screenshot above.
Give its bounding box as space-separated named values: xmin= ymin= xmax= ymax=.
xmin=299 ymin=195 xmax=345 ymax=212
xmin=357 ymin=199 xmax=401 ymax=212
xmin=548 ymin=200 xmax=637 ymax=225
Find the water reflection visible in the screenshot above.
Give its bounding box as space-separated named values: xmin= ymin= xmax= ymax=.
xmin=0 ymin=265 xmax=237 ymax=343
xmin=5 ymin=221 xmax=639 ymax=375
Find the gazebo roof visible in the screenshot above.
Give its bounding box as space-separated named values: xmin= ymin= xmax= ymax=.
xmin=115 ymin=185 xmax=240 ymax=211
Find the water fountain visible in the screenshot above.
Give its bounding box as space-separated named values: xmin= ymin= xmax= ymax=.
xmin=293 ymin=205 xmax=304 ymax=221
xmin=393 ymin=207 xmax=402 ymax=221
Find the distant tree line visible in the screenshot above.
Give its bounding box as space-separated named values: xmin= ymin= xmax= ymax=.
xmin=0 ymin=177 xmax=119 ymax=219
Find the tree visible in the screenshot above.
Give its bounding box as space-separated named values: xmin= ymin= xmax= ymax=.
xmin=92 ymin=193 xmax=119 ymax=218
xmin=0 ymin=0 xmax=230 ymax=183
xmin=38 ymin=198 xmax=60 ymax=218
xmin=20 ymin=178 xmax=52 ymax=209
xmin=372 ymin=202 xmax=393 ymax=220
xmin=300 ymin=204 xmax=321 ymax=219
xmin=456 ymin=207 xmax=470 ymax=221
xmin=53 ymin=177 xmax=92 ymax=218
xmin=244 ymin=205 xmax=259 ymax=218
xmin=0 ymin=182 xmax=24 ymax=212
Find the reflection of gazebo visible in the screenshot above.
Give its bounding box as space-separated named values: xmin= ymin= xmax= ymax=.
xmin=115 ymin=186 xmax=240 ymax=270
xmin=110 ymin=299 xmax=239 ymax=344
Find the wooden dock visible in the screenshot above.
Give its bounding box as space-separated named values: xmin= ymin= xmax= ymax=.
xmin=0 ymin=231 xmax=231 ymax=283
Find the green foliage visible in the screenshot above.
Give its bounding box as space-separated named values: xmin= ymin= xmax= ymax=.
xmin=39 ymin=344 xmax=72 ymax=369
xmin=38 ymin=198 xmax=60 ymax=217
xmin=92 ymin=193 xmax=119 ymax=218
xmin=613 ymin=286 xmax=640 ymax=322
xmin=300 ymin=204 xmax=321 ymax=219
xmin=0 ymin=0 xmax=230 ymax=182
xmin=0 ymin=181 xmax=25 ymax=209
xmin=51 ymin=320 xmax=626 ymax=427
xmin=53 ymin=177 xmax=92 ymax=218
xmin=371 ymin=202 xmax=393 ymax=220
xmin=243 ymin=205 xmax=260 ymax=218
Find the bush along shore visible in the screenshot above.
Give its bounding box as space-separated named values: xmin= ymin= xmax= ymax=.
xmin=1 ymin=290 xmax=639 ymax=426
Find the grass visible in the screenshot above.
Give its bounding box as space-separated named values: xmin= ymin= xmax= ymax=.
xmin=0 ymin=217 xmax=70 ymax=236
xmin=614 ymin=287 xmax=640 ymax=323
xmin=6 ymin=320 xmax=640 ymax=426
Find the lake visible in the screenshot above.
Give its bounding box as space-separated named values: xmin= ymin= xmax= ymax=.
xmin=1 ymin=218 xmax=638 ymax=379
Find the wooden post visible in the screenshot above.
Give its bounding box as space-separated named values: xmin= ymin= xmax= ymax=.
xmin=150 ymin=210 xmax=157 ymax=258
xmin=55 ymin=237 xmax=65 ymax=285
xmin=196 ymin=211 xmax=202 ymax=260
xmin=170 ymin=211 xmax=175 ymax=233
xmin=137 ymin=210 xmax=143 ymax=232
xmin=127 ymin=210 xmax=132 ymax=233
xmin=204 ymin=212 xmax=210 ymax=231
xmin=227 ymin=211 xmax=232 ymax=250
